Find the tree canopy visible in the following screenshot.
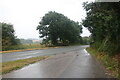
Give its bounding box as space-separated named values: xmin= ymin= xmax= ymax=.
xmin=1 ymin=22 xmax=20 ymax=50
xmin=37 ymin=11 xmax=82 ymax=46
xmin=82 ymin=2 xmax=120 ymax=55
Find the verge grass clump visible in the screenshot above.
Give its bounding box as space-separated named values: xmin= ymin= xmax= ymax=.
xmin=7 ymin=43 xmax=45 ymax=50
xmin=1 ymin=56 xmax=48 ymax=74
xmin=1 ymin=43 xmax=60 ymax=54
xmin=91 ymin=41 xmax=119 ymax=56
xmin=86 ymin=47 xmax=119 ymax=79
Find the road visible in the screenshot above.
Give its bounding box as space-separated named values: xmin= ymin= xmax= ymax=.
xmin=2 ymin=45 xmax=112 ymax=78
xmin=2 ymin=45 xmax=87 ymax=62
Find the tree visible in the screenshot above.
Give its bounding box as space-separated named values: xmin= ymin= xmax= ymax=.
xmin=37 ymin=11 xmax=82 ymax=46
xmin=1 ymin=22 xmax=20 ymax=50
xmin=82 ymin=2 xmax=120 ymax=55
xmin=0 ymin=23 xmax=2 ymax=51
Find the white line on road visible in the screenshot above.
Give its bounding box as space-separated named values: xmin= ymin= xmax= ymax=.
xmin=16 ymin=56 xmax=33 ymax=60
xmin=31 ymin=52 xmax=40 ymax=54
xmin=84 ymin=49 xmax=90 ymax=56
xmin=18 ymin=52 xmax=40 ymax=56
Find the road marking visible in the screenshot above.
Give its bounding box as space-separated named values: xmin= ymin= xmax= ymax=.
xmin=31 ymin=52 xmax=40 ymax=54
xmin=84 ymin=49 xmax=90 ymax=56
xmin=25 ymin=56 xmax=33 ymax=58
xmin=16 ymin=56 xmax=33 ymax=60
xmin=18 ymin=52 xmax=40 ymax=56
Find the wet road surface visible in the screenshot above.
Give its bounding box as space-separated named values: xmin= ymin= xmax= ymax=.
xmin=2 ymin=45 xmax=110 ymax=78
xmin=2 ymin=46 xmax=85 ymax=62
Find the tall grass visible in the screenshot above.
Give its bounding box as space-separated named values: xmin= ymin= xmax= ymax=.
xmin=5 ymin=43 xmax=45 ymax=51
xmin=91 ymin=41 xmax=119 ymax=56
xmin=86 ymin=47 xmax=119 ymax=79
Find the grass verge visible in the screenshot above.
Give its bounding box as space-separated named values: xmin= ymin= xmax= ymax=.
xmin=1 ymin=44 xmax=59 ymax=54
xmin=86 ymin=47 xmax=120 ymax=79
xmin=0 ymin=56 xmax=49 ymax=74
xmin=1 ymin=43 xmax=80 ymax=54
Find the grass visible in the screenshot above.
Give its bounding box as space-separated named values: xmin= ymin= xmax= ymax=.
xmin=1 ymin=56 xmax=49 ymax=74
xmin=4 ymin=43 xmax=45 ymax=50
xmin=1 ymin=43 xmax=81 ymax=54
xmin=1 ymin=43 xmax=59 ymax=54
xmin=86 ymin=47 xmax=120 ymax=79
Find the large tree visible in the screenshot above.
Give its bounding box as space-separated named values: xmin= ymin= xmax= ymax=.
xmin=37 ymin=11 xmax=82 ymax=45
xmin=1 ymin=22 xmax=20 ymax=50
xmin=82 ymin=2 xmax=120 ymax=55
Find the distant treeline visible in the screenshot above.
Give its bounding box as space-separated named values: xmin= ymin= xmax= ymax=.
xmin=20 ymin=39 xmax=41 ymax=44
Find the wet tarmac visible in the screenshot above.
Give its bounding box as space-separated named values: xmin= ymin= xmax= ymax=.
xmin=2 ymin=45 xmax=87 ymax=62
xmin=2 ymin=45 xmax=111 ymax=78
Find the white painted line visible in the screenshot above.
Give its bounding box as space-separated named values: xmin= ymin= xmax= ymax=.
xmin=18 ymin=52 xmax=39 ymax=56
xmin=18 ymin=54 xmax=29 ymax=56
xmin=84 ymin=49 xmax=90 ymax=56
xmin=25 ymin=56 xmax=33 ymax=59
xmin=16 ymin=56 xmax=33 ymax=60
xmin=31 ymin=52 xmax=39 ymax=54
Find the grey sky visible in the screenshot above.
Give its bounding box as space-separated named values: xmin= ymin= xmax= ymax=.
xmin=0 ymin=0 xmax=93 ymax=39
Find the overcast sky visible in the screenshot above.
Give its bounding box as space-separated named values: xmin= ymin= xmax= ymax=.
xmin=0 ymin=0 xmax=93 ymax=39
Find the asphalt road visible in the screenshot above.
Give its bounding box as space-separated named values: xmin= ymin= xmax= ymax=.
xmin=2 ymin=45 xmax=87 ymax=62
xmin=2 ymin=45 xmax=112 ymax=78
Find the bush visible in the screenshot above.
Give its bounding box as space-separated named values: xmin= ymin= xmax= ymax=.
xmin=91 ymin=41 xmax=119 ymax=56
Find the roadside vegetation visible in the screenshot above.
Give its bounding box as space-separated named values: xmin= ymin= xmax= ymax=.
xmin=82 ymin=2 xmax=120 ymax=55
xmin=1 ymin=22 xmax=21 ymax=51
xmin=0 ymin=43 xmax=46 ymax=53
xmin=83 ymin=1 xmax=120 ymax=79
xmin=86 ymin=47 xmax=119 ymax=79
xmin=1 ymin=56 xmax=48 ymax=74
xmin=1 ymin=44 xmax=59 ymax=54
xmin=2 ymin=43 xmax=45 ymax=51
